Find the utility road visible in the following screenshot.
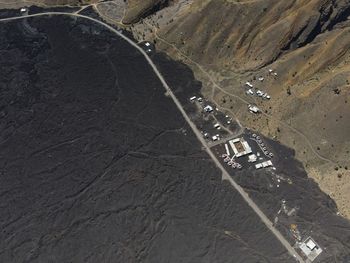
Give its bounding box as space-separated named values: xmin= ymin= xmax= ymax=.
xmin=0 ymin=11 xmax=305 ymax=263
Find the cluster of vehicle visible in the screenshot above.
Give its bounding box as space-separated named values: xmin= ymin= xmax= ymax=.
xmin=252 ymin=133 xmax=273 ymax=158
xmin=246 ymin=86 xmax=271 ymax=100
xmin=222 ymin=154 xmax=242 ymax=169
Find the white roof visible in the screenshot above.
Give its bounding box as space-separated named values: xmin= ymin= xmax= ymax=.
xmin=245 ymin=81 xmax=253 ymax=88
xmin=190 ymin=96 xmax=196 ymax=100
xmin=255 ymin=163 xmax=263 ymax=169
xmin=248 ymin=154 xmax=257 ymax=162
xmin=248 ymin=105 xmax=260 ymax=113
xmin=204 ymin=105 xmax=213 ymax=112
xmin=306 ymin=239 xmax=316 ymax=250
xmin=145 ymin=42 xmax=151 ymax=46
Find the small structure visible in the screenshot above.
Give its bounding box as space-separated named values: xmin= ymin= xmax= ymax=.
xmin=248 ymin=154 xmax=257 ymax=163
xmin=145 ymin=42 xmax=151 ymax=47
xmin=268 ymin=69 xmax=273 ymax=73
xmin=248 ymin=105 xmax=260 ymax=114
xmin=212 ymin=135 xmax=219 ymax=141
xmin=246 ymin=89 xmax=254 ymax=95
xmin=258 ymin=77 xmax=264 ymax=81
xmin=225 ymin=144 xmax=230 ymax=156
xmin=229 ymin=137 xmax=252 ymax=158
xmin=197 ymin=97 xmax=203 ymax=103
xmin=204 ymin=105 xmax=213 ymax=113
xmin=262 ymin=160 xmax=272 ymax=167
xmin=256 ymin=90 xmax=263 ymax=96
xmin=299 ymin=237 xmax=322 ymax=262
xmin=20 ymin=7 xmax=27 ymax=13
xmin=214 ymin=123 xmax=220 ymax=129
xmin=190 ymin=96 xmax=196 ymax=102
xmin=255 ymin=160 xmax=273 ymax=169
xmin=255 ymin=163 xmax=263 ymax=169
xmin=245 ymin=81 xmax=253 ymax=88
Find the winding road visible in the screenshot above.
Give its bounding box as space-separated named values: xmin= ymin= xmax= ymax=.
xmin=0 ymin=11 xmax=305 ymax=263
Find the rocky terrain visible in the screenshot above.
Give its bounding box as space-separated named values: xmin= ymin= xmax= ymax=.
xmin=0 ymin=15 xmax=297 ymax=262
xmin=125 ymin=0 xmax=350 ymax=219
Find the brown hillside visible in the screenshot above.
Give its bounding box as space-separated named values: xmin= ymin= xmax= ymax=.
xmin=129 ymin=0 xmax=350 ymax=218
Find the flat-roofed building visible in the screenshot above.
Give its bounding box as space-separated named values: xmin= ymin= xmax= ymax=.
xmin=229 ymin=138 xmax=252 ymax=158
xmin=299 ymin=237 xmax=322 ymax=262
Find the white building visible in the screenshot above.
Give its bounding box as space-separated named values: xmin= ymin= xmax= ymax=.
xmin=225 ymin=144 xmax=230 ymax=156
xmin=214 ymin=123 xmax=220 ymax=129
xmin=248 ymin=154 xmax=257 ymax=163
xmin=246 ymin=89 xmax=254 ymax=95
xmin=229 ymin=138 xmax=252 ymax=158
xmin=255 ymin=160 xmax=273 ymax=169
xmin=299 ymin=237 xmax=322 ymax=262
xmin=245 ymin=81 xmax=253 ymax=88
xmin=248 ymin=105 xmax=260 ymax=114
xmin=212 ymin=135 xmax=219 ymax=141
xmin=204 ymin=105 xmax=213 ymax=113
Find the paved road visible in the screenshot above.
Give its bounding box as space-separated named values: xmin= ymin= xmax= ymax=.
xmin=0 ymin=11 xmax=305 ymax=263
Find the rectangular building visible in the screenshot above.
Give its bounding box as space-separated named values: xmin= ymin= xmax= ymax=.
xmin=229 ymin=138 xmax=252 ymax=158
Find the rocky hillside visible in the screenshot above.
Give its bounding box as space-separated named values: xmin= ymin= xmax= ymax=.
xmin=122 ymin=0 xmax=169 ymax=24
xmin=129 ymin=0 xmax=350 ymax=218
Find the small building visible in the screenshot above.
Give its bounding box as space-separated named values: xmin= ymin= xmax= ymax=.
xmin=258 ymin=77 xmax=264 ymax=81
xmin=255 ymin=163 xmax=263 ymax=169
xmin=225 ymin=144 xmax=230 ymax=156
xmin=299 ymin=237 xmax=322 ymax=262
xmin=204 ymin=105 xmax=213 ymax=113
xmin=255 ymin=160 xmax=273 ymax=169
xmin=256 ymin=90 xmax=263 ymax=96
xmin=197 ymin=97 xmax=203 ymax=103
xmin=145 ymin=42 xmax=151 ymax=47
xmin=214 ymin=123 xmax=220 ymax=129
xmin=262 ymin=160 xmax=273 ymax=167
xmin=229 ymin=137 xmax=252 ymax=158
xmin=190 ymin=96 xmax=196 ymax=102
xmin=248 ymin=105 xmax=260 ymax=114
xmin=245 ymin=81 xmax=253 ymax=88
xmin=212 ymin=135 xmax=219 ymax=141
xmin=20 ymin=7 xmax=27 ymax=13
xmin=248 ymin=154 xmax=257 ymax=163
xmin=246 ymin=89 xmax=254 ymax=95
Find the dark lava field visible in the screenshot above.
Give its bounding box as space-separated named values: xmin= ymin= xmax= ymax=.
xmin=0 ymin=15 xmax=295 ymax=262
